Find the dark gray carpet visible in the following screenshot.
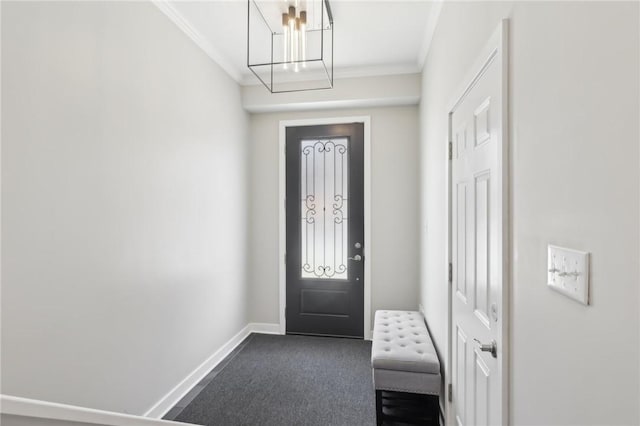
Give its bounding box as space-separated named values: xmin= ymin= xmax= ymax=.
xmin=172 ymin=333 xmax=375 ymax=426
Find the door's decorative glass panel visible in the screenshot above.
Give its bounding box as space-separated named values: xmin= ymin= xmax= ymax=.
xmin=300 ymin=138 xmax=349 ymax=279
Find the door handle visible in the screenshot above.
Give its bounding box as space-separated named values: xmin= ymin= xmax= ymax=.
xmin=473 ymin=338 xmax=497 ymax=358
xmin=348 ymin=254 xmax=362 ymax=262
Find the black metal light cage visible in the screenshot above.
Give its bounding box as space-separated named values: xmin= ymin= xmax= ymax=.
xmin=247 ymin=0 xmax=334 ymax=93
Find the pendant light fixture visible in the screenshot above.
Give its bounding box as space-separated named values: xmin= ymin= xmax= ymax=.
xmin=248 ymin=0 xmax=333 ymax=93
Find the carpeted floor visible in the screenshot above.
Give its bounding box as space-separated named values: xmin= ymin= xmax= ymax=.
xmin=169 ymin=333 xmax=376 ymax=426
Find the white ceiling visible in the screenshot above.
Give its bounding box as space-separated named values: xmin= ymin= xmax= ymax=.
xmin=157 ymin=0 xmax=441 ymax=85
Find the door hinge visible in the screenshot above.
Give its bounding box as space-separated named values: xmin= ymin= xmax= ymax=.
xmin=448 ymin=262 xmax=453 ymax=283
xmin=448 ymin=141 xmax=453 ymax=160
xmin=448 ymin=383 xmax=453 ymax=402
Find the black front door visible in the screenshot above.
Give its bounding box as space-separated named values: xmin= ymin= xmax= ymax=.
xmin=286 ymin=123 xmax=364 ymax=338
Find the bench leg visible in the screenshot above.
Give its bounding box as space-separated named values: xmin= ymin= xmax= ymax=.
xmin=375 ymin=389 xmax=383 ymax=426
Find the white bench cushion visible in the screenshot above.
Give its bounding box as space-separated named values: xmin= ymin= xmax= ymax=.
xmin=371 ymin=310 xmax=441 ymax=395
xmin=372 ymin=310 xmax=440 ymax=374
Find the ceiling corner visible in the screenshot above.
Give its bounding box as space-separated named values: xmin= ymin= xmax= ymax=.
xmin=417 ymin=0 xmax=443 ymax=70
xmin=152 ymin=0 xmax=244 ymax=83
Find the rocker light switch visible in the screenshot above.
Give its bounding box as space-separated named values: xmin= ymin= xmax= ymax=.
xmin=547 ymin=245 xmax=590 ymax=305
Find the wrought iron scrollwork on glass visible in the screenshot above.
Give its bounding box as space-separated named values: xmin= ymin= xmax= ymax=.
xmin=300 ymin=138 xmax=349 ymax=280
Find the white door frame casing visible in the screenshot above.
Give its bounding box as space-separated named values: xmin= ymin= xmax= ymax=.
xmin=445 ymin=20 xmax=509 ymax=425
xmin=278 ymin=116 xmax=373 ymax=340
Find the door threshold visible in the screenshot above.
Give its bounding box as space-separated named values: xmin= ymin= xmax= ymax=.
xmin=286 ymin=331 xmax=364 ymax=340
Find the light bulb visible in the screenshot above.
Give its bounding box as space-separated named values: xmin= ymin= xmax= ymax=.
xmin=300 ymin=11 xmax=307 ymax=68
xmin=294 ymin=17 xmax=300 ymax=72
xmin=282 ymin=13 xmax=289 ymax=70
xmin=288 ymin=6 xmax=295 ymax=66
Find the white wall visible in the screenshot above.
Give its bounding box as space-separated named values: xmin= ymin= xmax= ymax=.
xmin=419 ymin=1 xmax=639 ymax=425
xmin=248 ymin=106 xmax=421 ymax=327
xmin=1 ymin=1 xmax=249 ymax=416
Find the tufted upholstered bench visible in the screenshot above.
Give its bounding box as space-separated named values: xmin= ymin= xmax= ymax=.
xmin=371 ymin=310 xmax=441 ymax=425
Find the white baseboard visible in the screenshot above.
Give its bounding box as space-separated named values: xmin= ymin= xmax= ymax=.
xmin=145 ymin=322 xmax=281 ymax=419
xmin=0 ymin=395 xmax=189 ymax=426
xmin=249 ymin=323 xmax=281 ymax=335
xmin=143 ymin=324 xmax=251 ymax=418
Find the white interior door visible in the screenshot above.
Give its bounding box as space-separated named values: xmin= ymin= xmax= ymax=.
xmin=450 ymin=22 xmax=508 ymax=426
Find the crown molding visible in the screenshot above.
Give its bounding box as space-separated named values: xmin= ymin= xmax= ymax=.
xmin=239 ymin=63 xmax=421 ymax=86
xmin=152 ymin=0 xmax=243 ymax=83
xmin=334 ymin=63 xmax=421 ymax=80
xmin=417 ymin=0 xmax=443 ymax=69
xmin=244 ymin=96 xmax=420 ymax=114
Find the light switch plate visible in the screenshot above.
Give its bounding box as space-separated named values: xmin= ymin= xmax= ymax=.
xmin=547 ymin=245 xmax=590 ymax=305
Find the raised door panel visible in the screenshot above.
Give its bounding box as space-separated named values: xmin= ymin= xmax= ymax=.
xmin=455 ymin=326 xmax=468 ymax=426
xmin=473 ymin=350 xmax=491 ymax=426
xmin=455 ymin=181 xmax=468 ymax=303
xmin=474 ymin=171 xmax=491 ymax=329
